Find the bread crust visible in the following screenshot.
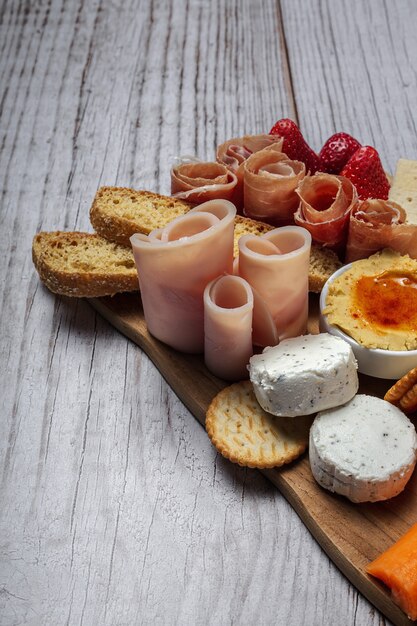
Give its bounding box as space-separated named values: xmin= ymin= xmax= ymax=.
xmin=32 ymin=231 xmax=139 ymax=297
xmin=90 ymin=187 xmax=192 ymax=246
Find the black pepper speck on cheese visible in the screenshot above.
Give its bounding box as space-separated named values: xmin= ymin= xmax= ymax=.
xmin=248 ymin=333 xmax=359 ymax=417
xmin=309 ymin=394 xmax=417 ymax=503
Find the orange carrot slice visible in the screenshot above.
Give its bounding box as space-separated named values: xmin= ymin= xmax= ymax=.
xmin=367 ymin=523 xmax=417 ymax=620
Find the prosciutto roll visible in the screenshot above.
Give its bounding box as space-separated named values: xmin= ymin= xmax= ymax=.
xmin=130 ymin=199 xmax=236 ymax=353
xmin=346 ymin=199 xmax=417 ymax=262
xmin=237 ymin=226 xmax=311 ymax=340
xmin=217 ymin=135 xmax=283 ymax=211
xmin=243 ymin=145 xmax=306 ymax=225
xmin=204 ymin=275 xmax=254 ymax=380
xmin=217 ymin=134 xmax=283 ymax=171
xmin=171 ymin=158 xmax=237 ymax=204
xmin=294 ymin=173 xmax=357 ymax=252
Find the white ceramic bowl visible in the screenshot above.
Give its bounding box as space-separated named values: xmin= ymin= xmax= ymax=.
xmin=319 ymin=264 xmax=417 ymax=379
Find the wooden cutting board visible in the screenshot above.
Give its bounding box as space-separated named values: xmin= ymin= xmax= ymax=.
xmin=89 ymin=292 xmax=417 ymax=626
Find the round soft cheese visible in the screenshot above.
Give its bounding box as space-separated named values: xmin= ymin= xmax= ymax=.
xmin=248 ymin=333 xmax=358 ymax=417
xmin=310 ymin=394 xmax=417 ymax=503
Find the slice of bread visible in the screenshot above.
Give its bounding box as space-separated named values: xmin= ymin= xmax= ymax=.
xmin=90 ymin=187 xmax=192 ymax=245
xmin=309 ymin=244 xmax=342 ymax=293
xmin=32 ymin=231 xmax=138 ymax=297
xmin=90 ymin=186 xmax=341 ymax=292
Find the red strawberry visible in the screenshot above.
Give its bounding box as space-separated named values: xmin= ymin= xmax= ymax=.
xmin=269 ymin=118 xmax=320 ymax=174
xmin=340 ymin=146 xmax=390 ymax=200
xmin=319 ymin=132 xmax=361 ymax=174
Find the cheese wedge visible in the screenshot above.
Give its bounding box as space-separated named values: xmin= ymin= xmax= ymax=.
xmin=389 ymin=159 xmax=417 ymax=224
xmin=310 ymin=395 xmax=417 ymax=503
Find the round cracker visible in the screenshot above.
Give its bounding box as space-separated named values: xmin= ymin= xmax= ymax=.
xmin=205 ymin=381 xmax=313 ymax=468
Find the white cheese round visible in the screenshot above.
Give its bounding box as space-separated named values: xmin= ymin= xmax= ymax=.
xmin=310 ymin=395 xmax=417 ymax=503
xmin=248 ymin=333 xmax=358 ymax=417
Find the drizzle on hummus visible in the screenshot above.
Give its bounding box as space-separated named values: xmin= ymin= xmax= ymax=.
xmin=324 ymin=249 xmax=417 ymax=351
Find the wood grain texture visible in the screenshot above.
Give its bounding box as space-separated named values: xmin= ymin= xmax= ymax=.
xmin=280 ymin=0 xmax=417 ymax=172
xmin=88 ymin=292 xmax=416 ymax=626
xmin=0 ymin=2 xmax=328 ymax=626
xmin=1 ymin=0 xmax=416 ymax=624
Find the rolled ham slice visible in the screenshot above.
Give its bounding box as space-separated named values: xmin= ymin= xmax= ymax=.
xmin=217 ymin=134 xmax=283 ymax=171
xmin=243 ymin=144 xmax=306 ymax=225
xmin=238 ymin=226 xmax=311 ymax=340
xmin=216 ymin=135 xmax=283 ymax=211
xmin=204 ymin=275 xmax=254 ymax=381
xmin=130 ymin=199 xmax=236 ymax=353
xmin=171 ymin=159 xmax=238 ymax=204
xmin=294 ymin=173 xmax=357 ymax=252
xmin=346 ymin=199 xmax=417 ymax=262
xmin=250 ymin=286 xmax=280 ymax=348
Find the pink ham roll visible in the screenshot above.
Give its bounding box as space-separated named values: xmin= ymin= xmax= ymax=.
xmin=204 ymin=275 xmax=254 ymax=380
xmin=346 ymin=199 xmax=417 ymax=262
xmin=237 ymin=226 xmax=311 ymax=340
xmin=216 ymin=135 xmax=283 ymax=212
xmin=243 ymin=144 xmax=306 ymax=225
xmin=171 ymin=159 xmax=238 ymax=204
xmin=130 ymin=199 xmax=236 ymax=353
xmin=216 ymin=134 xmax=283 ymax=172
xmin=294 ymin=173 xmax=357 ymax=253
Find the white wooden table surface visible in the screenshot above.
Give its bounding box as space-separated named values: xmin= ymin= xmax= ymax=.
xmin=1 ymin=1 xmax=416 ymax=624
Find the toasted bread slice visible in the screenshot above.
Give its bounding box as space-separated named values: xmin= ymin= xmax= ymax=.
xmin=32 ymin=231 xmax=138 ymax=297
xmin=90 ymin=187 xmax=192 ymax=245
xmin=90 ymin=186 xmax=341 ymax=292
xmin=308 ymin=244 xmax=342 ymax=293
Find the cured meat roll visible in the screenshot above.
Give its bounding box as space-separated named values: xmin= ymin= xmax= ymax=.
xmin=171 ymin=158 xmax=238 ymax=204
xmin=204 ymin=275 xmax=254 ymax=381
xmin=204 ymin=273 xmax=279 ymax=379
xmin=249 ymin=286 xmax=280 ymax=348
xmin=346 ymin=199 xmax=417 ymax=262
xmin=217 ymin=134 xmax=282 ymax=171
xmin=217 ymin=135 xmax=283 ymax=211
xmin=243 ymin=144 xmax=306 ymax=225
xmin=294 ymin=173 xmax=357 ymax=252
xmin=130 ymin=199 xmax=236 ymax=353
xmin=237 ymin=226 xmax=311 ymax=340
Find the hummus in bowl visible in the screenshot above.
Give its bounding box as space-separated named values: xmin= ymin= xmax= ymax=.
xmin=319 ymin=250 xmax=417 ymax=379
